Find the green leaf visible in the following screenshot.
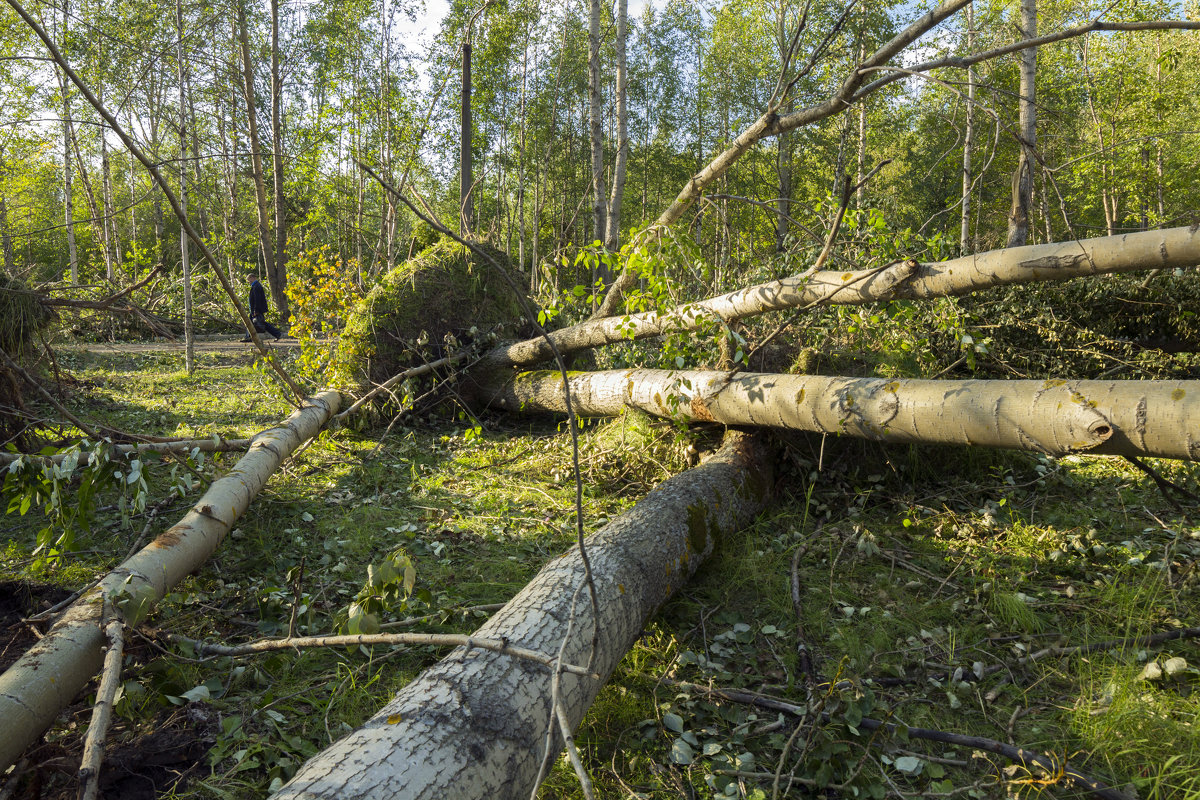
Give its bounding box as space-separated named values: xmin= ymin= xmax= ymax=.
xmin=181 ymin=684 xmax=211 ymax=703
xmin=663 ymin=713 xmax=684 ymax=733
xmin=893 ymin=756 xmax=924 ymax=775
xmin=670 ymin=737 xmax=694 ymax=764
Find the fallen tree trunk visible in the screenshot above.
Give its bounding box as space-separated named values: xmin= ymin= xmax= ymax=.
xmin=489 ymin=370 xmax=1200 ymax=461
xmin=0 ymin=436 xmax=252 ymax=467
xmin=486 ymin=225 xmax=1200 ymax=369
xmin=274 ymin=431 xmax=772 ymax=800
xmin=0 ymin=391 xmax=340 ymax=773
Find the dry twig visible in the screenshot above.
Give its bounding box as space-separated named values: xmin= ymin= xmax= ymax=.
xmin=76 ymin=600 xmax=125 ymax=800
xmin=164 ymin=631 xmax=599 ymax=678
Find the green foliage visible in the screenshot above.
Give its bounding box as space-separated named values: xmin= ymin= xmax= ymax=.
xmin=2 ymin=442 xmax=151 ymax=566
xmin=972 ymin=271 xmax=1200 ymax=379
xmin=284 ymin=245 xmax=363 ymax=388
xmin=338 ymin=544 xmax=420 ymax=635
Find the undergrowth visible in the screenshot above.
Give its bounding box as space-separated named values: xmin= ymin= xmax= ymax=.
xmin=1 ymin=346 xmax=1198 ymax=799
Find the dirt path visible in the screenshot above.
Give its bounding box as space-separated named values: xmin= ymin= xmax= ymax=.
xmin=58 ymin=335 xmax=316 ymax=355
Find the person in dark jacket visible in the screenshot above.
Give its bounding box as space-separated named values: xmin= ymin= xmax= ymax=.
xmin=241 ymin=273 xmax=282 ymax=341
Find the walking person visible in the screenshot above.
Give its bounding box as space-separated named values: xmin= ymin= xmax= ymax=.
xmin=241 ymin=272 xmax=283 ymax=342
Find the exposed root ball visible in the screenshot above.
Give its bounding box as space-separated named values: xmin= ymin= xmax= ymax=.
xmin=0 ymin=277 xmax=53 ymax=446
xmin=335 ymin=237 xmax=528 ymax=413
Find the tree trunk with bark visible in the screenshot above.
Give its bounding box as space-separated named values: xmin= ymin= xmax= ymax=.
xmin=1006 ymin=0 xmax=1036 ymax=248
xmin=461 ymin=41 xmax=474 ymax=235
xmin=0 ymin=392 xmax=340 ymax=773
xmin=488 ymin=371 xmax=1200 ymax=462
xmin=177 ymin=0 xmax=194 ymax=373
xmin=273 ymin=431 xmax=772 ymax=800
xmin=0 ymin=196 xmax=13 ymax=275
xmin=960 ymin=1 xmax=975 ymax=254
xmin=59 ymin=0 xmax=77 ymax=284
xmin=269 ymin=0 xmax=289 ymax=322
xmin=487 ymin=226 xmax=1200 ymax=370
xmin=237 ymin=0 xmax=278 ymax=290
xmin=604 ymin=0 xmax=628 ymax=253
xmin=588 ymin=0 xmax=606 ymax=246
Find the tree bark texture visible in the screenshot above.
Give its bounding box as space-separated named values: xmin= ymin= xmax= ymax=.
xmin=237 ymin=0 xmax=278 ymax=289
xmin=959 ymin=1 xmax=975 ymax=254
xmin=274 ymin=432 xmax=773 ymax=800
xmin=490 ymin=225 xmax=1200 ymax=370
xmin=269 ymin=0 xmax=290 ymax=321
xmin=0 ymin=196 xmax=13 ymax=274
xmin=489 ymin=370 xmax=1200 ymax=462
xmin=588 ymin=0 xmax=606 ymax=246
xmin=1006 ymin=0 xmax=1036 ymax=248
xmin=0 ymin=391 xmax=340 ymax=773
xmin=59 ymin=0 xmax=77 ymax=284
xmin=604 ymin=0 xmax=628 ymax=253
xmin=177 ymin=0 xmax=194 ymax=374
xmin=461 ymin=41 xmax=474 ymax=235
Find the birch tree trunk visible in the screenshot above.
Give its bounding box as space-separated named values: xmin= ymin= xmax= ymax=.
xmin=177 ymin=0 xmax=194 ymax=373
xmin=604 ymin=0 xmax=628 ymax=253
xmin=485 ymin=225 xmax=1200 ymax=370
xmin=0 ymin=196 xmax=13 ymax=275
xmin=489 ymin=370 xmax=1200 ymax=462
xmin=274 ymin=432 xmax=772 ymax=800
xmin=959 ymin=1 xmax=975 ymax=255
xmin=269 ymin=0 xmax=290 ymax=322
xmin=60 ymin=0 xmax=77 ymax=284
xmin=461 ymin=41 xmax=474 ymax=235
xmin=0 ymin=392 xmax=339 ymax=773
xmin=1006 ymin=0 xmax=1036 ymax=248
xmin=99 ymin=108 xmax=118 ymax=278
xmin=588 ymin=0 xmax=607 ymax=246
xmin=237 ymin=0 xmax=278 ymax=289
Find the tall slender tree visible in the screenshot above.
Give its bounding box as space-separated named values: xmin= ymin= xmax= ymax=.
xmin=1006 ymin=0 xmax=1036 ymax=247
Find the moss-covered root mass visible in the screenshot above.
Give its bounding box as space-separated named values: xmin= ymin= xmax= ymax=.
xmin=335 ymin=237 xmax=527 ymax=396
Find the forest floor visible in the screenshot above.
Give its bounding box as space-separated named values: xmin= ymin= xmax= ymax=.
xmin=55 ymin=334 xmax=311 ymax=356
xmin=1 ymin=345 xmax=1199 ymax=800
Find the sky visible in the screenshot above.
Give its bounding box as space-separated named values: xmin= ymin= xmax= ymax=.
xmin=397 ymin=0 xmax=663 ymax=51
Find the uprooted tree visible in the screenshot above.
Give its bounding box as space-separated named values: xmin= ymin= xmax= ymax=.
xmin=1 ymin=0 xmax=1199 ymax=798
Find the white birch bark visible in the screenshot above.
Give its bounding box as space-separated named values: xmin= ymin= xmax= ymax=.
xmin=269 ymin=0 xmax=289 ymax=321
xmin=487 ymin=225 xmax=1200 ymax=369
xmin=177 ymin=0 xmax=194 ymax=373
xmin=59 ymin=0 xmax=77 ymax=284
xmin=0 ymin=392 xmax=340 ymax=773
xmin=490 ymin=371 xmax=1200 ymax=461
xmin=604 ymin=0 xmax=628 ymax=252
xmin=273 ymin=432 xmax=772 ymax=800
xmin=237 ymin=0 xmax=278 ymax=289
xmin=588 ymin=0 xmax=606 ymax=246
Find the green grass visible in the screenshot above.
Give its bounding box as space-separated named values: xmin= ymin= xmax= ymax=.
xmin=2 ymin=349 xmax=1199 ymax=799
